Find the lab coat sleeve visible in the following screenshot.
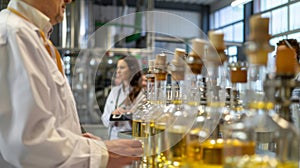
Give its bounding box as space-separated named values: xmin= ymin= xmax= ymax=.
xmin=0 ymin=23 xmax=108 ymax=167
xmin=101 ymin=87 xmax=116 ymax=127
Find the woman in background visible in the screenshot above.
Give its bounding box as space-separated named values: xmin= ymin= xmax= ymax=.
xmin=102 ymin=56 xmax=144 ymax=139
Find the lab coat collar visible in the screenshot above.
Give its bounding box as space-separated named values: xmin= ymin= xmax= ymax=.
xmin=8 ymin=0 xmax=53 ymax=38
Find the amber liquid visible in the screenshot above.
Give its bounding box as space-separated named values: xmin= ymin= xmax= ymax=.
xmin=147 ymin=75 xmax=155 ymax=83
xmin=230 ymin=68 xmax=247 ymax=83
xmin=155 ymin=72 xmax=167 ymax=81
xmin=189 ymin=63 xmax=203 ymax=74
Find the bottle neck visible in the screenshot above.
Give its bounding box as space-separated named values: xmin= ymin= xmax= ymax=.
xmin=146 ymin=73 xmax=155 ymax=102
xmin=154 ymin=72 xmax=167 ymax=104
xmin=246 ymin=64 xmax=267 ymax=106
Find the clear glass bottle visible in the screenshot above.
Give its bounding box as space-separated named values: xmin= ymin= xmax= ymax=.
xmin=132 ymin=59 xmax=155 ymax=140
xmin=184 ymin=38 xmax=209 ymax=168
xmin=151 ymin=48 xmax=188 ymax=168
xmin=227 ymin=61 xmax=248 ymax=122
xmin=188 ymin=31 xmax=227 ymax=168
xmin=160 ymin=48 xmax=190 ymax=168
xmin=131 ymin=59 xmax=156 ymax=168
xmin=144 ymin=53 xmax=168 ymax=168
xmin=223 ymin=15 xmax=299 ymax=168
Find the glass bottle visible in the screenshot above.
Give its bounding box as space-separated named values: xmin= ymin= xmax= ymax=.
xmin=184 ymin=38 xmax=209 ymax=168
xmin=188 ymin=31 xmax=227 ymax=168
xmin=144 ymin=53 xmax=168 ymax=168
xmin=159 ymin=48 xmax=190 ymax=168
xmin=131 ymin=59 xmax=156 ymax=168
xmin=132 ymin=59 xmax=155 ymax=140
xmin=151 ymin=48 xmax=188 ymax=168
xmin=226 ymin=61 xmax=248 ymax=123
xmin=223 ymin=15 xmax=299 ymax=168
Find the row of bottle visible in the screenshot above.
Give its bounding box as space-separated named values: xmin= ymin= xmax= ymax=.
xmin=132 ymin=15 xmax=300 ymax=168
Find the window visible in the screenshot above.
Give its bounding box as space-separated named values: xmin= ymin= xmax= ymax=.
xmin=226 ymin=46 xmax=238 ymax=63
xmin=210 ymin=5 xmax=245 ymax=62
xmin=233 ymin=22 xmax=244 ymax=42
xmin=210 ymin=6 xmax=244 ymax=43
xmin=254 ymin=0 xmax=288 ymax=13
xmin=254 ymin=0 xmax=300 ymax=37
xmin=223 ymin=26 xmax=234 ymax=42
xmin=271 ymin=7 xmax=288 ymax=35
xmin=290 ymin=1 xmax=300 ymax=30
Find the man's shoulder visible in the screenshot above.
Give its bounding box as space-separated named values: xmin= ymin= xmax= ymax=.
xmin=0 ymin=9 xmax=37 ymax=35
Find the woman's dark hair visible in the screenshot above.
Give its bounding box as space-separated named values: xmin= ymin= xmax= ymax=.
xmin=118 ymin=56 xmax=143 ymax=103
xmin=277 ymin=39 xmax=300 ymax=63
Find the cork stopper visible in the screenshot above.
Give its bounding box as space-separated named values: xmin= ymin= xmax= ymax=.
xmin=276 ymin=45 xmax=297 ymax=75
xmin=148 ymin=59 xmax=155 ymax=71
xmin=175 ymin=48 xmax=186 ymax=58
xmin=207 ymin=31 xmax=227 ymax=64
xmin=190 ymin=38 xmax=206 ymax=58
xmin=171 ymin=48 xmax=186 ymax=81
xmin=155 ymin=53 xmax=167 ymax=68
xmin=172 ymin=48 xmax=186 ymax=67
xmin=155 ymin=53 xmax=167 ymax=80
xmin=208 ymin=31 xmax=226 ymax=50
xmin=249 ymin=16 xmax=271 ymax=41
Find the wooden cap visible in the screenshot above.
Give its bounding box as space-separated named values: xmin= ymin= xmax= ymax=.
xmin=190 ymin=38 xmax=207 ymax=57
xmin=208 ymin=31 xmax=225 ymax=50
xmin=155 ymin=53 xmax=167 ymax=67
xmin=172 ymin=48 xmax=186 ymax=67
xmin=249 ymin=16 xmax=271 ymax=41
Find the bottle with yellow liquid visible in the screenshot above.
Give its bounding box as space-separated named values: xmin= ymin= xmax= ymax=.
xmin=131 ymin=59 xmax=156 ymax=167
xmin=144 ymin=53 xmax=168 ymax=168
xmin=152 ymin=49 xmax=188 ymax=168
xmin=161 ymin=48 xmax=193 ymax=168
xmin=223 ymin=15 xmax=299 ymax=168
xmin=184 ymin=39 xmax=210 ymax=168
xmin=132 ymin=59 xmax=155 ymax=140
xmin=183 ymin=32 xmax=229 ymax=168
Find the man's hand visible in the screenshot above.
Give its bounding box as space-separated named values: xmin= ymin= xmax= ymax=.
xmin=105 ymin=139 xmax=143 ymax=168
xmin=82 ymin=132 xmax=102 ymax=140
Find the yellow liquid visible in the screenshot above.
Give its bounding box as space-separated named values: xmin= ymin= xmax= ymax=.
xmin=201 ymin=139 xmax=224 ymax=166
xmin=186 ymin=140 xmax=202 ymax=167
xmin=154 ymin=123 xmax=168 ymax=167
xmin=186 ymin=138 xmax=224 ymax=168
xmin=143 ymin=121 xmax=156 ymax=167
xmin=165 ymin=126 xmax=189 ymax=167
xmin=132 ymin=120 xmax=146 ymax=138
xmin=224 ymin=154 xmax=298 ymax=168
xmin=223 ymin=139 xmax=255 ymax=157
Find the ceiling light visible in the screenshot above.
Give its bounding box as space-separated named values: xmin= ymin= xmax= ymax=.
xmin=231 ymin=0 xmax=253 ymax=7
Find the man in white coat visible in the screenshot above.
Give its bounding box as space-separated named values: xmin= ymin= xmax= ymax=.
xmin=0 ymin=0 xmax=142 ymax=167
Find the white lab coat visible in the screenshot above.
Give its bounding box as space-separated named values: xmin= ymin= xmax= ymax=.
xmin=0 ymin=0 xmax=108 ymax=167
xmin=102 ymin=84 xmax=132 ymax=140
